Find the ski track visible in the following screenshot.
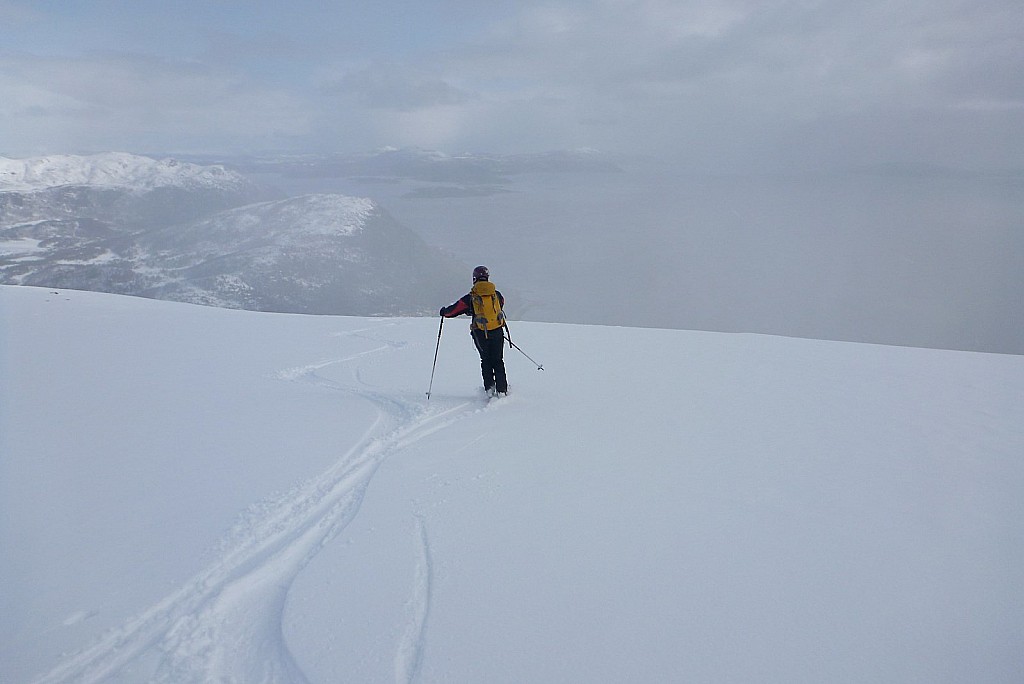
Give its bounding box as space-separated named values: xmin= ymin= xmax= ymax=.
xmin=31 ymin=323 xmax=483 ymax=684
xmin=394 ymin=516 xmax=433 ymax=684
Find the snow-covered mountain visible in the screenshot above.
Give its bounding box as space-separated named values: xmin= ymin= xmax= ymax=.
xmin=134 ymin=194 xmax=466 ymax=314
xmin=0 ymin=153 xmax=252 ymax=193
xmin=0 ymin=154 xmax=466 ymax=315
xmin=2 ymin=286 xmax=1021 ymax=683
xmin=0 ymin=153 xmax=266 ymax=256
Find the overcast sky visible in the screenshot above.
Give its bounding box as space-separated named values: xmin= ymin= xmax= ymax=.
xmin=1 ymin=0 xmax=1021 ymax=171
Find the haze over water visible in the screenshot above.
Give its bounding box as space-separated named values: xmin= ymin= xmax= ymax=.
xmin=257 ymin=163 xmax=1024 ymax=355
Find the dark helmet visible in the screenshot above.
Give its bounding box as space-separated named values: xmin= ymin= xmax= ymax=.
xmin=472 ymin=265 xmax=489 ymax=282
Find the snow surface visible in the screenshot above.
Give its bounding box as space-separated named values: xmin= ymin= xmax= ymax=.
xmin=1 ymin=285 xmax=1022 ymax=683
xmin=0 ymin=153 xmax=247 ymax=193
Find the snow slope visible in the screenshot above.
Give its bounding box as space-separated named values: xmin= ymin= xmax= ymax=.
xmin=1 ymin=285 xmax=1022 ymax=683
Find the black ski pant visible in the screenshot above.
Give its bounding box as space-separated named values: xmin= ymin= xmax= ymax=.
xmin=472 ymin=328 xmax=507 ymax=392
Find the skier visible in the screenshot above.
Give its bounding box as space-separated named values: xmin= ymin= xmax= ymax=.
xmin=440 ymin=265 xmax=508 ymax=396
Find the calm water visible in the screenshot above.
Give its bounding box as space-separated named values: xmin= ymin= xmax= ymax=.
xmin=256 ymin=167 xmax=1024 ymax=354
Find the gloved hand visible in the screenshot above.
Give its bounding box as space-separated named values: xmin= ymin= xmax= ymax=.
xmin=438 ymin=307 xmax=446 ymax=316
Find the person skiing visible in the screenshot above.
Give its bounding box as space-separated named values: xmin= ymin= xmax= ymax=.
xmin=440 ymin=265 xmax=508 ymax=396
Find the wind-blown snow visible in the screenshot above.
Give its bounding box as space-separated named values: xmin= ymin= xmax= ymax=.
xmin=1 ymin=285 xmax=1021 ymax=683
xmin=0 ymin=153 xmax=248 ymax=193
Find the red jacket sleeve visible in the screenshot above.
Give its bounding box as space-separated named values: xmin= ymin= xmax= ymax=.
xmin=440 ymin=294 xmax=473 ymax=318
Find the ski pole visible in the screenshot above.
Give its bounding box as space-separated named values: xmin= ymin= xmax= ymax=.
xmin=426 ymin=316 xmax=444 ymax=400
xmin=504 ymin=324 xmax=543 ymax=370
xmin=508 ymin=338 xmax=544 ymax=370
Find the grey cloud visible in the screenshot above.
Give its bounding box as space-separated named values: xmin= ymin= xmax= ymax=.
xmin=414 ymin=0 xmax=1023 ymax=168
xmin=1 ymin=0 xmax=1020 ymax=168
xmin=0 ymin=54 xmax=311 ymax=154
xmin=326 ymin=64 xmax=476 ymax=111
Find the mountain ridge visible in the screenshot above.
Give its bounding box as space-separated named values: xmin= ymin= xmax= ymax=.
xmin=0 ymin=152 xmax=251 ymax=193
xmin=0 ymin=154 xmax=466 ymax=315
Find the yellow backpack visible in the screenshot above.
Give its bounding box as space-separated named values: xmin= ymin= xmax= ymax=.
xmin=471 ymin=281 xmax=505 ymax=333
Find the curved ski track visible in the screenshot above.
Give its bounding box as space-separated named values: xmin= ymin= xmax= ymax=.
xmin=31 ymin=323 xmax=483 ymax=684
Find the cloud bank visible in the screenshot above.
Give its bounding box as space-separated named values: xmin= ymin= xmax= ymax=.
xmin=0 ymin=0 xmax=1021 ymax=169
